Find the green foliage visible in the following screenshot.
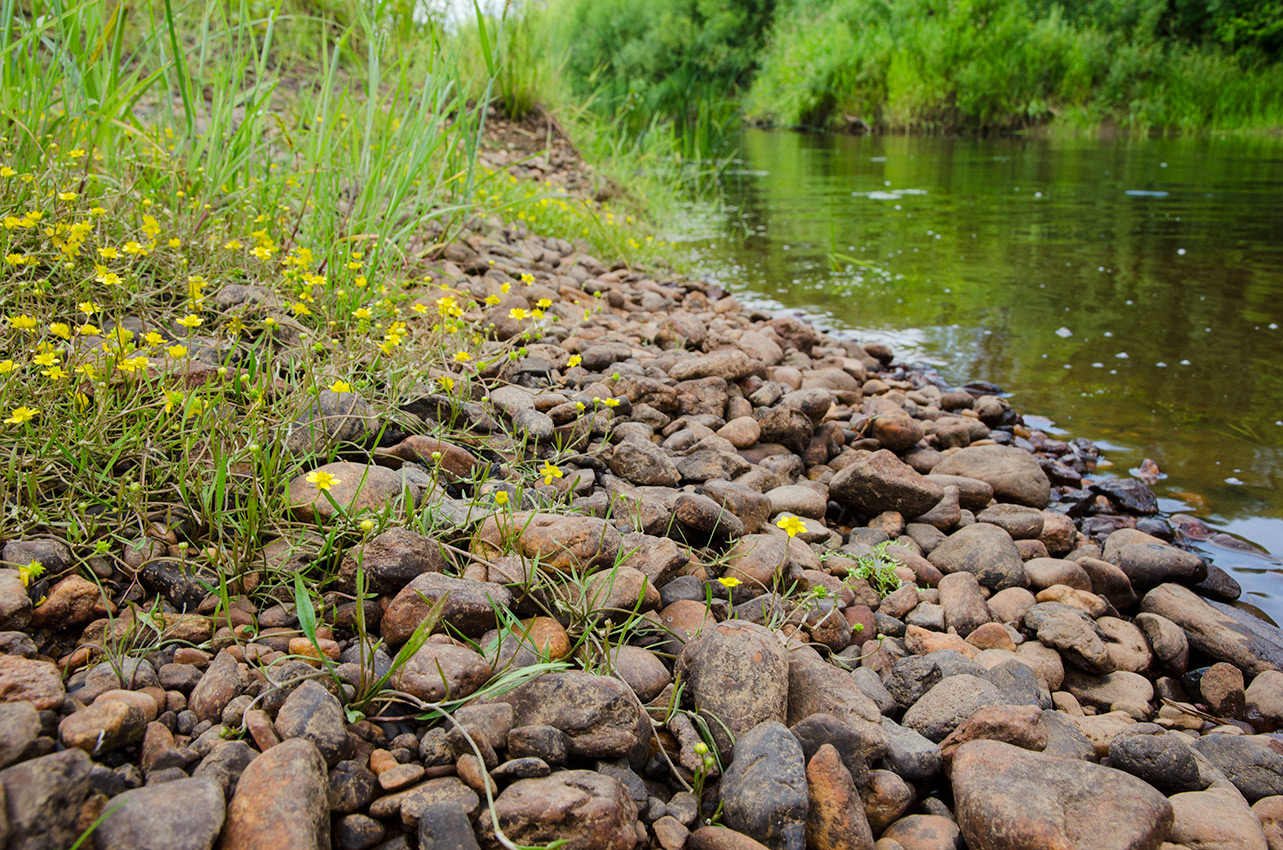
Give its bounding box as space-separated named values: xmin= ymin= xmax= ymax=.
xmin=741 ymin=0 xmax=1283 ymax=132
xmin=845 ymin=541 xmax=902 ymax=597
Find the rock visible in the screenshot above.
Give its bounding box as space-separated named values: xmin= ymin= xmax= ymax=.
xmin=1038 ymin=615 xmax=1116 ymax=674
xmin=977 ymin=504 xmax=1045 ymax=540
xmin=984 ymin=658 xmax=1049 ymax=707
xmin=274 ymin=680 xmax=351 ymax=766
xmin=1246 ymin=671 xmax=1283 ymax=731
xmin=608 ymin=645 xmax=670 ymax=701
xmin=1192 ymin=735 xmax=1283 ymax=802
xmin=688 ymin=826 xmax=774 ymax=850
xmin=94 ymin=776 xmax=225 ymax=850
xmin=1097 ymin=617 xmax=1153 ymax=674
xmin=1108 ymin=540 xmax=1206 ymax=588
xmin=937 ymin=571 xmax=992 ymax=637
xmin=721 ymin=535 xmax=791 ymax=594
xmin=619 ymin=533 xmax=689 ymax=586
xmin=806 ymin=744 xmax=874 ymax=850
xmin=927 ymin=524 xmax=1027 ymax=591
xmin=59 ymin=698 xmax=147 ymax=755
xmin=790 ymin=713 xmax=872 ymax=789
xmin=1141 ymin=584 xmax=1283 ymax=676
xmin=670 ymin=349 xmax=763 ymax=382
xmin=829 ymin=450 xmax=944 ymax=518
xmin=220 ymin=738 xmax=329 ymax=850
xmin=287 ymin=462 xmax=415 ymax=523
xmin=880 ymin=717 xmax=944 ymax=780
xmin=393 ymin=642 xmax=492 ymax=702
xmin=0 ymin=570 xmax=31 ymax=631
xmin=0 ymin=748 xmax=91 ymax=850
xmin=886 ymin=656 xmax=943 ymax=710
xmin=0 ymin=702 xmax=39 ymax=769
xmin=721 ymin=721 xmax=808 ymax=850
xmin=700 ymin=481 xmax=773 ymax=535
xmin=418 ymin=802 xmax=480 ymax=850
xmin=1076 ymin=557 xmax=1138 ymax=610
xmin=938 ymin=705 xmax=1047 ymax=764
xmin=1251 ymin=796 xmax=1283 ymax=850
xmin=951 ymin=740 xmax=1172 ymax=850
xmin=1092 ymin=479 xmax=1160 ymax=515
xmin=0 ymin=654 xmax=64 ymax=709
xmin=473 ymin=512 xmax=622 ymax=574
xmin=384 ymin=776 xmax=480 ymax=826
xmin=902 ymin=674 xmax=1005 ymax=742
xmin=676 ymin=621 xmax=789 ymax=755
xmin=1167 ymin=786 xmax=1269 ymax=850
xmin=932 ymin=445 xmax=1051 ymax=508
xmin=967 ymin=622 xmax=1016 ymax=652
xmin=767 ymin=485 xmax=828 ymax=520
xmin=609 ymin=440 xmax=680 ymax=487
xmin=189 ymin=650 xmax=244 ymax=722
xmin=1064 ymin=669 xmax=1153 ymax=715
xmin=1023 ymin=558 xmax=1090 ymax=591
xmin=863 ymin=769 xmax=913 ymax=833
xmin=335 ymin=813 xmax=385 ymax=850
xmin=926 ymin=474 xmax=994 ymax=511
xmin=284 ymin=389 xmax=377 ymax=454
xmin=880 ymin=815 xmax=963 ymax=850
xmin=475 ymin=770 xmax=639 ymax=850
xmin=1134 ymin=611 xmax=1189 ymax=675
xmin=381 ymin=572 xmax=513 ymax=643
xmin=786 ymin=657 xmax=886 ymax=759
xmin=1201 ymin=661 xmax=1247 ymax=718
xmin=987 ymin=587 xmax=1036 ymax=624
xmin=675 ymin=493 xmax=745 ymax=538
xmin=337 ymin=527 xmax=443 ymax=594
xmin=30 ymin=575 xmax=107 ymax=628
xmin=500 ymin=672 xmax=647 ymax=762
xmin=1107 ymin=733 xmax=1203 ymax=794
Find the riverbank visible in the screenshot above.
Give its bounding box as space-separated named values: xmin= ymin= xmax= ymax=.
xmin=5 ymin=104 xmax=1283 ymax=848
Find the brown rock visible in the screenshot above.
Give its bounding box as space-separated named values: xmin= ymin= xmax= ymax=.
xmin=500 ymin=672 xmax=647 ymax=761
xmin=806 ymin=744 xmax=874 ymax=850
xmin=829 ymin=450 xmax=944 ymax=519
xmin=932 ymin=445 xmax=1051 ymax=509
xmin=473 ymin=512 xmax=622 ymax=574
xmin=475 ymin=769 xmax=639 ymax=850
xmin=287 ymin=462 xmax=415 ymax=524
xmin=30 ymin=575 xmax=108 ymax=628
xmin=337 ymin=527 xmax=444 ymax=594
xmin=393 ymin=642 xmax=493 ymax=702
xmin=220 ymin=738 xmax=329 ymax=850
xmin=676 ymin=621 xmax=789 ymax=755
xmin=381 ymin=572 xmax=513 ymax=643
xmin=939 ymin=705 xmax=1046 ymax=765
xmin=0 ymin=654 xmax=65 ymax=709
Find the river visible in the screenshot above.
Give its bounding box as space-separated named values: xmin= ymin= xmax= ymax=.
xmin=677 ymin=129 xmax=1283 ymax=619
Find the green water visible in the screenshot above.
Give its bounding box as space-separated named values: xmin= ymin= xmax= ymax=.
xmin=678 ymin=129 xmax=1283 ymax=615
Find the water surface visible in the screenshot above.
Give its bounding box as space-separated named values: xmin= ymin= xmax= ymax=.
xmin=677 ymin=130 xmax=1283 ymax=616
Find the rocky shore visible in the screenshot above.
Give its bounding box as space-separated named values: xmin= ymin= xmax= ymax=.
xmin=4 ymin=212 xmax=1283 ymax=850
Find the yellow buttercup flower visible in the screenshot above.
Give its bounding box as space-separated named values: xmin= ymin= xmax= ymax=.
xmin=167 ymin=344 xmax=188 ymax=358
xmin=717 ymin=576 xmax=742 ymax=588
xmin=508 ymin=308 xmax=528 ymax=321
xmin=78 ymin=323 xmax=101 ymax=336
xmin=17 ymin=560 xmax=43 ymax=585
xmin=176 ymin=314 xmax=202 ymax=329
xmin=776 ymin=516 xmax=807 ymax=538
xmin=329 ymin=380 xmax=351 ymax=393
xmin=8 ymin=315 xmax=37 ymax=331
xmin=354 ymin=308 xmax=373 ymax=321
xmin=306 ymin=470 xmax=340 ymax=491
xmin=537 ymin=298 xmax=552 ymax=309
xmin=78 ymin=300 xmax=100 ymax=315
xmin=494 ymin=491 xmax=509 ymax=506
xmin=49 ymin=323 xmax=71 ymax=340
xmin=567 ymin=355 xmax=582 ymax=368
xmin=0 ymin=360 xmax=14 ymax=373
xmin=32 ymin=352 xmax=59 ymax=367
xmin=539 ymin=461 xmax=563 ymax=486
xmin=453 ymin=351 xmax=471 ymax=363
xmin=57 ymin=191 xmax=77 ymax=201
xmin=144 ymin=332 xmax=165 ymax=346
xmin=5 ymin=406 xmax=38 ymax=425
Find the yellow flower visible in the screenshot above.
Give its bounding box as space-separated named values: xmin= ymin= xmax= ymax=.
xmin=520 ymin=273 xmax=535 ymax=284
xmin=144 ymin=331 xmax=165 ymax=346
xmin=68 ymin=149 xmax=86 ymax=158
xmin=176 ymin=314 xmax=202 ymax=329
xmin=168 ymin=238 xmax=181 ymax=248
xmin=603 ymin=398 xmax=621 ymax=408
xmin=776 ymin=516 xmax=807 ymax=538
xmin=484 ymin=295 xmax=500 ymax=306
xmin=291 ymin=302 xmax=311 ymax=316
xmin=263 ymin=317 xmax=278 ymax=329
xmin=117 ymin=355 xmax=150 ymax=373
xmin=42 ymin=365 xmax=67 ymax=380
xmin=57 ymin=191 xmax=77 ymax=201
xmin=411 ymin=303 xmax=428 ymax=315
xmin=78 ymin=300 xmax=100 ymax=315
xmin=32 ymin=352 xmax=58 ymax=367
xmin=494 ymin=491 xmax=509 ymax=506
xmin=167 ymin=344 xmax=188 ymax=358
xmin=224 ymin=239 xmax=242 ymax=250
xmin=500 ymin=283 xmax=511 ymax=294
xmin=537 ymin=298 xmax=552 ymax=309
xmin=17 ymin=559 xmax=43 ymax=585
xmin=717 ymin=576 xmax=742 ymax=588
xmin=567 ymin=355 xmax=582 ymax=368
xmin=49 ymin=323 xmax=71 ymax=340
xmin=329 ymin=380 xmax=351 ymax=393
xmin=453 ymin=351 xmax=471 ymax=363
xmin=122 ymin=240 xmax=146 ymax=256
xmin=5 ymin=406 xmax=38 ymax=425
xmin=78 ymin=323 xmax=101 ymax=336
xmin=508 ymin=308 xmax=528 ymax=321
xmin=540 ymin=461 xmax=563 ymax=485
xmin=162 ymin=390 xmax=185 ymax=413
xmin=530 ymin=309 xmax=544 ymax=320
xmin=98 ymin=246 xmax=119 ymax=259
xmin=305 ymin=470 xmax=340 ymax=491
xmin=9 ymin=315 xmax=37 ymax=331
xmin=0 ymin=166 xmax=14 ymax=177
xmin=96 ymin=270 xmax=121 ymax=287
xmin=0 ymin=360 xmax=13 ymax=373
xmin=353 ymin=308 xmax=372 ymax=321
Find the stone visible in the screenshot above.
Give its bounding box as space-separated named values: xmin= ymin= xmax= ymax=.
xmin=1167 ymin=786 xmax=1269 ymax=850
xmin=864 ymin=769 xmax=913 ymax=833
xmin=1251 ymin=796 xmax=1283 ymax=850
xmin=938 ymin=705 xmax=1047 ymax=764
xmin=937 ymin=571 xmax=992 ymax=637
xmin=829 ymin=450 xmax=944 ymax=518
xmin=337 ymin=527 xmax=444 ymax=594
xmin=473 ymin=512 xmax=623 ymax=574
xmin=500 ymin=672 xmax=647 ymax=761
xmin=1107 ymin=732 xmax=1203 ymax=794
xmin=386 ymin=776 xmax=480 ymax=826
xmin=0 ymin=654 xmax=64 ymax=709
xmin=1246 ymin=671 xmax=1283 ymax=731
xmin=284 ymin=389 xmax=377 ymax=455
xmin=806 ymin=744 xmax=874 ymax=850
xmin=987 ymin=587 xmax=1036 ymax=624
xmin=59 ymin=698 xmax=147 ymax=755
xmin=287 ymin=462 xmax=415 ymax=523
xmin=880 ymin=717 xmax=944 ymax=779
xmin=688 ymin=826 xmax=774 ymax=850
xmin=786 ymin=657 xmax=886 ymax=760
xmin=393 ymin=642 xmax=492 ymax=702
xmin=790 ymin=713 xmax=872 ymax=789
xmin=1109 ymin=541 xmax=1206 ymax=588
xmin=1097 ymin=617 xmax=1153 ymax=674
xmin=335 ymin=813 xmax=385 ymax=850
xmin=608 ymin=645 xmax=671 ymax=701
xmin=0 ymin=702 xmax=39 ymax=769
xmin=1023 ymin=558 xmax=1091 ymax=591
xmin=619 ymin=533 xmax=689 ymax=585
xmin=1092 ymin=479 xmax=1160 ymax=515
xmin=1064 ymin=669 xmax=1153 ymax=715
xmin=0 ymin=570 xmax=31 ymax=631
xmin=0 ymin=748 xmax=91 ymax=850
xmin=1192 ymin=735 xmax=1283 ymax=802
xmin=274 ymin=680 xmax=351 ymax=766
xmin=880 ymin=815 xmax=963 ymax=850
xmin=1141 ymin=584 xmax=1283 ymax=676
xmin=609 ymin=440 xmax=680 ymax=487
xmin=1076 ymin=557 xmax=1138 ymax=610
xmin=927 ymin=524 xmax=1028 ymax=591
xmin=1201 ymin=661 xmax=1247 ymax=718
xmin=1135 ymin=611 xmax=1189 ymax=675
xmin=721 ymin=535 xmax=791 ymax=595
xmin=931 ymin=445 xmax=1051 ymax=508
xmin=721 ymin=721 xmax=808 ymax=850
xmin=220 ymin=738 xmax=329 ymax=850
xmin=1037 ymin=615 xmax=1116 ymax=674
xmin=951 ymin=740 xmax=1172 ymax=850
xmin=675 ymin=493 xmax=746 ymax=538
xmin=382 ymin=572 xmax=513 ymax=643
xmin=188 ymin=650 xmax=244 ymax=722
xmin=676 ymin=621 xmax=789 ymax=755
xmin=94 ymin=776 xmax=225 ymax=850
xmin=985 ymin=658 xmax=1050 ymax=707
xmin=475 ymin=770 xmax=639 ymax=850
xmin=976 ymin=504 xmax=1045 ymax=539
xmin=418 ymin=802 xmax=480 ymax=850
xmin=902 ymin=674 xmax=1006 ymax=742
xmin=670 ymin=349 xmax=763 ymax=382
xmin=30 ymin=575 xmax=107 ymax=628
xmin=767 ymin=485 xmax=828 ymax=520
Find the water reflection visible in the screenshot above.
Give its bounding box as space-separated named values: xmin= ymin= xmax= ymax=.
xmin=679 ymin=129 xmax=1283 ymax=613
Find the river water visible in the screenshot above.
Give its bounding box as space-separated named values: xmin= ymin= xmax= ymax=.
xmin=676 ymin=129 xmax=1283 ymax=618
